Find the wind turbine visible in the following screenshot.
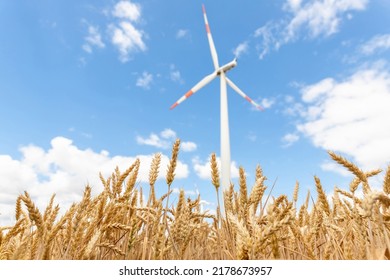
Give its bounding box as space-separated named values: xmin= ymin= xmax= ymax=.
xmin=170 ymin=4 xmax=263 ymax=190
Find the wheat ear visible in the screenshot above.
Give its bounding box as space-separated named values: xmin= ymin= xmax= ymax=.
xmin=383 ymin=165 xmax=390 ymax=195
xmin=328 ymin=151 xmax=367 ymax=182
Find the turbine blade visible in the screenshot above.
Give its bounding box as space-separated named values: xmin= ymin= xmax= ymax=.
xmin=170 ymin=72 xmax=217 ymax=110
xmin=225 ymin=77 xmax=264 ymax=111
xmin=202 ymin=5 xmax=219 ymax=70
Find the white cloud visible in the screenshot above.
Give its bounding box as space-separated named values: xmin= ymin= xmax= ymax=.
xmin=285 ymin=95 xmax=295 ymax=103
xmin=160 ymin=128 xmax=177 ymax=139
xmin=249 ymin=97 xmax=275 ymax=111
xmin=136 ymin=129 xmax=196 ymax=153
xmin=112 ymin=0 xmax=141 ymax=22
xmin=81 ymin=1 xmax=146 ymax=62
xmin=170 ymin=70 xmax=183 ymax=83
xmin=296 ymin=64 xmax=390 ymax=171
xmin=283 ymin=100 xmax=306 ymax=117
xmin=82 ymin=45 xmax=92 ymax=53
xmin=284 ymin=0 xmax=368 ymax=40
xmin=0 ymin=136 xmax=189 ymax=225
xmin=301 ymin=78 xmax=335 ymax=103
xmin=136 ymin=133 xmax=166 ymax=148
xmin=359 ymin=34 xmax=390 ymax=55
xmin=176 ymin=29 xmax=189 ymax=39
xmin=110 ymin=1 xmax=146 ymax=62
xmin=233 ymin=41 xmax=249 ymax=58
xmin=136 ymin=71 xmax=153 ymax=89
xmin=284 ymin=0 xmax=303 ymax=11
xmin=192 ymin=156 xmax=240 ymax=180
xmin=110 ymin=21 xmax=146 ymax=62
xmin=82 ymin=24 xmax=105 ymax=54
xmin=181 ymin=142 xmax=197 ymax=152
xmin=282 ymin=133 xmax=300 ymax=147
xmin=260 ymin=98 xmax=275 ymax=109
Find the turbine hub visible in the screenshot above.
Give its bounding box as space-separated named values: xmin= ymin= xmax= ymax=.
xmin=216 ymin=59 xmax=237 ymax=75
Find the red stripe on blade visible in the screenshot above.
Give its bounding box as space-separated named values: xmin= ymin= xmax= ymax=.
xmin=205 ymin=24 xmax=210 ymax=34
xmin=185 ymin=90 xmax=194 ymax=98
xmin=245 ymin=96 xmax=252 ymax=102
xmin=170 ymin=102 xmax=179 ymax=110
xmin=202 ymin=4 xmax=206 ymax=14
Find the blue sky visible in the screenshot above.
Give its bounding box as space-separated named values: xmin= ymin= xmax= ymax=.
xmin=1 ymin=0 xmax=390 ymax=225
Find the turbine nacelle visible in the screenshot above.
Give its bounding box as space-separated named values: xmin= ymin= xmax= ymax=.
xmin=216 ymin=58 xmax=237 ymax=76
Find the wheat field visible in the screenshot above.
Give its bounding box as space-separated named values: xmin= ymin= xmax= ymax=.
xmin=0 ymin=139 xmax=389 ymax=260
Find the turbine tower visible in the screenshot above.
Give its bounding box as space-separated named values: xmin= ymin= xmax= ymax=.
xmin=170 ymin=5 xmax=263 ymax=190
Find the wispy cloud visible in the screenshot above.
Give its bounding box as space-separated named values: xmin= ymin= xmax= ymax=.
xmin=254 ymin=22 xmax=281 ymax=59
xmin=82 ymin=23 xmax=105 ymax=53
xmin=260 ymin=98 xmax=275 ymax=109
xmin=359 ymin=34 xmax=390 ymax=55
xmin=296 ymin=63 xmax=390 ymax=171
xmin=136 ymin=71 xmax=153 ymax=89
xmin=109 ymin=0 xmax=147 ymax=62
xmin=176 ymin=29 xmax=189 ymax=39
xmin=283 ymin=0 xmax=368 ymax=40
xmin=78 ymin=57 xmax=87 ymax=67
xmin=170 ymin=64 xmax=184 ymax=84
xmin=247 ymin=131 xmax=257 ymax=142
xmin=0 ymin=136 xmax=189 ymax=225
xmin=254 ymin=0 xmax=369 ymax=59
xmin=233 ymin=41 xmax=249 ymax=58
xmin=281 ymin=133 xmax=300 ymax=147
xmin=282 ymin=93 xmax=307 ymax=117
xmin=39 ymin=19 xmax=57 ymax=29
